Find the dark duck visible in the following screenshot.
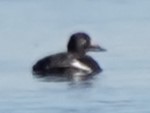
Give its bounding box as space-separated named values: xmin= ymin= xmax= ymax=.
xmin=32 ymin=32 xmax=106 ymax=78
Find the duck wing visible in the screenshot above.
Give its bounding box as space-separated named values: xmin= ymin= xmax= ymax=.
xmin=32 ymin=53 xmax=75 ymax=75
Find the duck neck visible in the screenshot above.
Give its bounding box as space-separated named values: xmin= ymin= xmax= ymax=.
xmin=68 ymin=51 xmax=86 ymax=58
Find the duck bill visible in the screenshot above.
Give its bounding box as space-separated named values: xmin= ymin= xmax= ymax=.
xmin=88 ymin=44 xmax=106 ymax=52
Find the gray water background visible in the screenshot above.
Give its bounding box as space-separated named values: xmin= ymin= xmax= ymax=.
xmin=0 ymin=0 xmax=150 ymax=113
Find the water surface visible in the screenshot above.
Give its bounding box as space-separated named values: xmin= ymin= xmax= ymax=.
xmin=0 ymin=0 xmax=150 ymax=113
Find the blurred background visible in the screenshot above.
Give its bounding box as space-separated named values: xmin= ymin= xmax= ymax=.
xmin=0 ymin=0 xmax=150 ymax=113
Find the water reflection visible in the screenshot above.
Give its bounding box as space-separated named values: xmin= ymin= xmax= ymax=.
xmin=33 ymin=72 xmax=98 ymax=82
xmin=33 ymin=73 xmax=98 ymax=89
xmin=34 ymin=75 xmax=94 ymax=84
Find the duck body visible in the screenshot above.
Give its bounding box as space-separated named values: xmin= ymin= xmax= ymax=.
xmin=33 ymin=52 xmax=102 ymax=77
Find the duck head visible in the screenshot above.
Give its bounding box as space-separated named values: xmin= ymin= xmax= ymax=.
xmin=67 ymin=32 xmax=106 ymax=56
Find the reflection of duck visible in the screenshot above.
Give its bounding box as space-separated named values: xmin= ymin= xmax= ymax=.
xmin=32 ymin=32 xmax=106 ymax=78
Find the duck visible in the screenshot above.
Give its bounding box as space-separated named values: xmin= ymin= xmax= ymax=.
xmin=32 ymin=32 xmax=106 ymax=78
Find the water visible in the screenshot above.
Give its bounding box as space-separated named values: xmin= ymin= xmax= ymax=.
xmin=0 ymin=0 xmax=150 ymax=113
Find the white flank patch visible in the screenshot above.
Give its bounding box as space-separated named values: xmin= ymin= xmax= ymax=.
xmin=71 ymin=59 xmax=92 ymax=74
